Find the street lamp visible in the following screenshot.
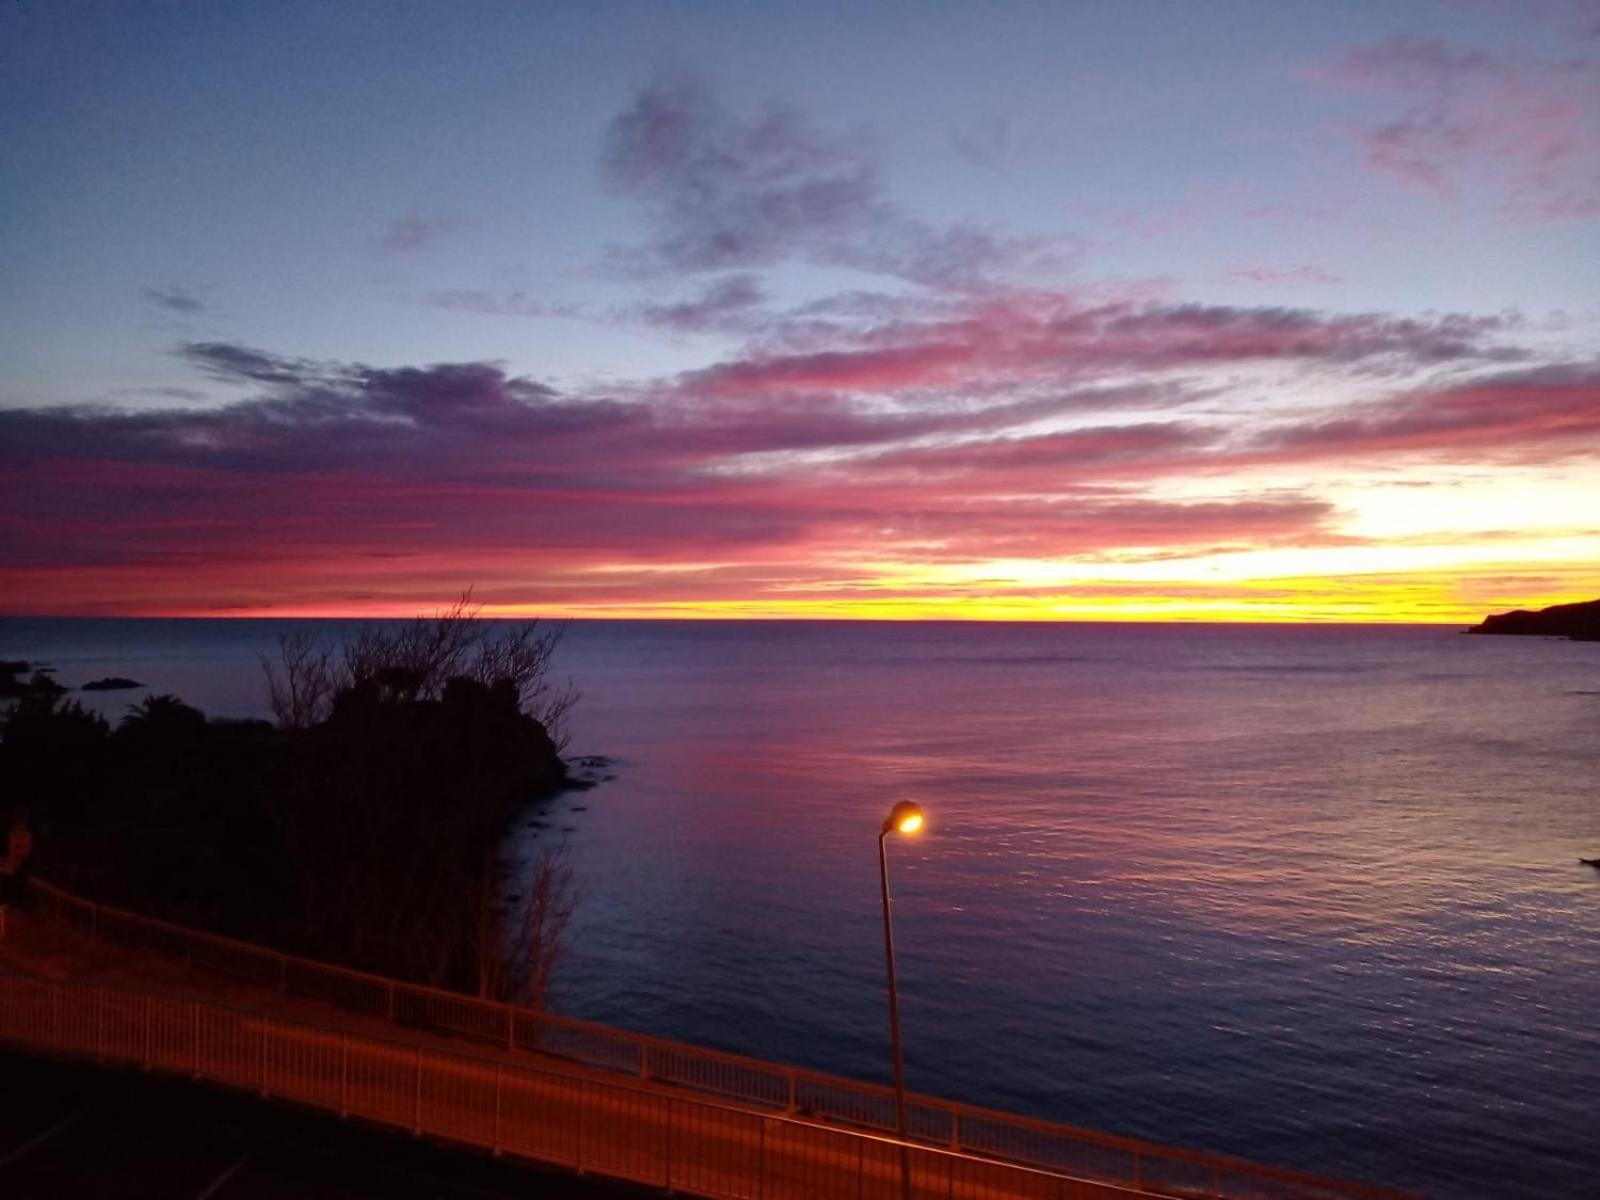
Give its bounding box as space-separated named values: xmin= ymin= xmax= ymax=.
xmin=879 ymin=800 xmax=925 ymax=1200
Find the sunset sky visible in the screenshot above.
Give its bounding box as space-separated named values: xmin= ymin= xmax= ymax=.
xmin=2 ymin=1 xmax=1597 ymax=621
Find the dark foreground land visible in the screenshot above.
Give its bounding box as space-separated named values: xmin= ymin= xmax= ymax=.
xmin=0 ymin=1052 xmax=648 ymax=1200
xmin=1467 ymin=597 xmax=1600 ymax=640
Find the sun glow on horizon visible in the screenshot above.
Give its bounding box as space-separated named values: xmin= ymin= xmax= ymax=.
xmin=127 ymin=559 xmax=1598 ymax=625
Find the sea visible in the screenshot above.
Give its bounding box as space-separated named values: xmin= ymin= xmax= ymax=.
xmin=2 ymin=617 xmax=1597 ymax=1199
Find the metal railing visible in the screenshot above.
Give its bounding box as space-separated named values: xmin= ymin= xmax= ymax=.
xmin=19 ymin=876 xmax=1412 ymax=1200
xmin=0 ymin=973 xmax=1147 ymax=1200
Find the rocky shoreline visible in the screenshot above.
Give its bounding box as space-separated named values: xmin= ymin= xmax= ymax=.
xmin=1466 ymin=598 xmax=1600 ymax=641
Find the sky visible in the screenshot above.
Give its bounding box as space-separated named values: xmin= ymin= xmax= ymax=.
xmin=2 ymin=0 xmax=1597 ymax=621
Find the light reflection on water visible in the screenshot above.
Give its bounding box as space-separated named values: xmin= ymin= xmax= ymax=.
xmin=3 ymin=618 xmax=1597 ymax=1198
xmin=535 ymin=622 xmax=1600 ymax=1200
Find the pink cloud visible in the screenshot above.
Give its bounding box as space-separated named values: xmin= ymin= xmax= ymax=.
xmin=685 ymin=342 xmax=980 ymax=397
xmin=0 ymin=315 xmax=1590 ymax=614
xmin=853 ymin=422 xmax=1211 ymax=481
xmin=1255 ymin=363 xmax=1600 ymax=462
xmin=682 ymin=297 xmax=1518 ymax=407
xmin=1320 ymin=37 xmax=1600 ymax=221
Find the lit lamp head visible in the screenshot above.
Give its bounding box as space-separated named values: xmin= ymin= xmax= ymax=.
xmin=883 ymin=800 xmax=926 ymax=837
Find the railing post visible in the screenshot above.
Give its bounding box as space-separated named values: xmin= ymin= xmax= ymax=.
xmin=664 ymin=1096 xmax=673 ymax=1191
xmin=279 ymin=954 xmax=288 ymax=993
xmin=786 ymin=1069 xmax=797 ymax=1114
xmin=144 ymin=993 xmax=153 ymax=1068
xmin=1132 ymin=1148 xmax=1142 ymax=1190
xmin=949 ymin=1110 xmax=959 ymax=1151
xmin=413 ymin=1046 xmax=423 ymax=1134
xmin=340 ymin=1032 xmax=349 ymax=1115
xmin=192 ymin=1002 xmax=201 ymax=1078
xmin=507 ymin=1007 xmax=514 ymax=1052
xmin=493 ymin=1061 xmax=503 ymax=1154
xmin=577 ymin=1078 xmax=587 ymax=1173
xmin=639 ymin=1043 xmax=650 ymax=1080
xmin=387 ymin=983 xmax=396 ymax=1020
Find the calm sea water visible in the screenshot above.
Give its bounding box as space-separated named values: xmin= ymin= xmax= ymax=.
xmin=3 ymin=617 xmax=1598 ymax=1199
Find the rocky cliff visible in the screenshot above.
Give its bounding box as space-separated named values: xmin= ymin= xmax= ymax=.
xmin=1467 ymin=598 xmax=1600 ymax=641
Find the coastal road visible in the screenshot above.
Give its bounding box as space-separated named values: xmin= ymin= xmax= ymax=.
xmin=0 ymin=1051 xmax=652 ymax=1199
xmin=0 ymin=972 xmax=1179 ymax=1200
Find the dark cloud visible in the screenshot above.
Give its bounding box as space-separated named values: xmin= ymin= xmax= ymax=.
xmin=0 ymin=345 xmax=606 ymax=482
xmin=948 ymin=114 xmax=1043 ymax=170
xmin=143 ymin=285 xmax=206 ymax=315
xmin=1225 ymin=264 xmax=1342 ymax=286
xmin=181 ymin=342 xmax=323 ymax=387
xmin=112 ymin=386 xmax=213 ymax=403
xmin=631 ymin=274 xmax=766 ymax=332
xmin=602 ymin=75 xmax=1061 ymax=290
xmin=1083 ymin=304 xmax=1517 ymax=365
xmin=419 ymin=290 xmax=569 ymax=319
xmin=683 ymin=342 xmax=977 ymax=397
xmin=603 ymin=76 xmax=878 ymax=271
xmin=378 ymin=213 xmax=463 ymax=255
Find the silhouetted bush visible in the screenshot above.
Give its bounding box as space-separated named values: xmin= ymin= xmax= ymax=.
xmin=1 ymin=601 xmax=578 ymax=996
xmin=82 ymin=676 xmax=145 ymax=691
xmin=264 ymin=593 xmax=577 ymax=748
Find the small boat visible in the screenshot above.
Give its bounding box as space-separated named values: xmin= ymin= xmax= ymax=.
xmin=1581 ymin=857 xmax=1600 ymax=869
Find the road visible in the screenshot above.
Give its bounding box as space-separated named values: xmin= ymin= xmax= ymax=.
xmin=0 ymin=1051 xmax=650 ymax=1199
xmin=1 ymin=902 xmax=1406 ymax=1200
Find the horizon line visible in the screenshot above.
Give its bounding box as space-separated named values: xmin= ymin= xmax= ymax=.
xmin=1 ymin=611 xmax=1487 ymax=627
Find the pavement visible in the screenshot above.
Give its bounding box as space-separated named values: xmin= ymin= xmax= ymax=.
xmin=0 ymin=901 xmax=1402 ymax=1200
xmin=0 ymin=905 xmax=666 ymax=1096
xmin=0 ymin=905 xmax=928 ymax=1200
xmin=0 ymin=1050 xmax=650 ymax=1199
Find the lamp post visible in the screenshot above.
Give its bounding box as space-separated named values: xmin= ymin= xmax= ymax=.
xmin=879 ymin=800 xmax=924 ymax=1200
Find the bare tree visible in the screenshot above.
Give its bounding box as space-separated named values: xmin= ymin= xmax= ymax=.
xmin=263 ymin=592 xmax=583 ymax=994
xmin=474 ymin=845 xmax=578 ymax=1010
xmin=262 ymin=590 xmax=579 ymax=747
xmin=516 ymin=845 xmax=577 ymax=1011
xmin=340 ymin=595 xmax=479 ymax=699
xmin=262 ymin=630 xmax=338 ymax=729
xmin=473 ymin=621 xmax=580 ymax=752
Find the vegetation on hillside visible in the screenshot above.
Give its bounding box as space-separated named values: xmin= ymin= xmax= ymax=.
xmin=0 ymin=599 xmax=580 ymax=1002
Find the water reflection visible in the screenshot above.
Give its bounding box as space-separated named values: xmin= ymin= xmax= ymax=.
xmin=4 ymin=617 xmax=1597 ymax=1197
xmin=535 ymin=622 xmax=1600 ymax=1200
